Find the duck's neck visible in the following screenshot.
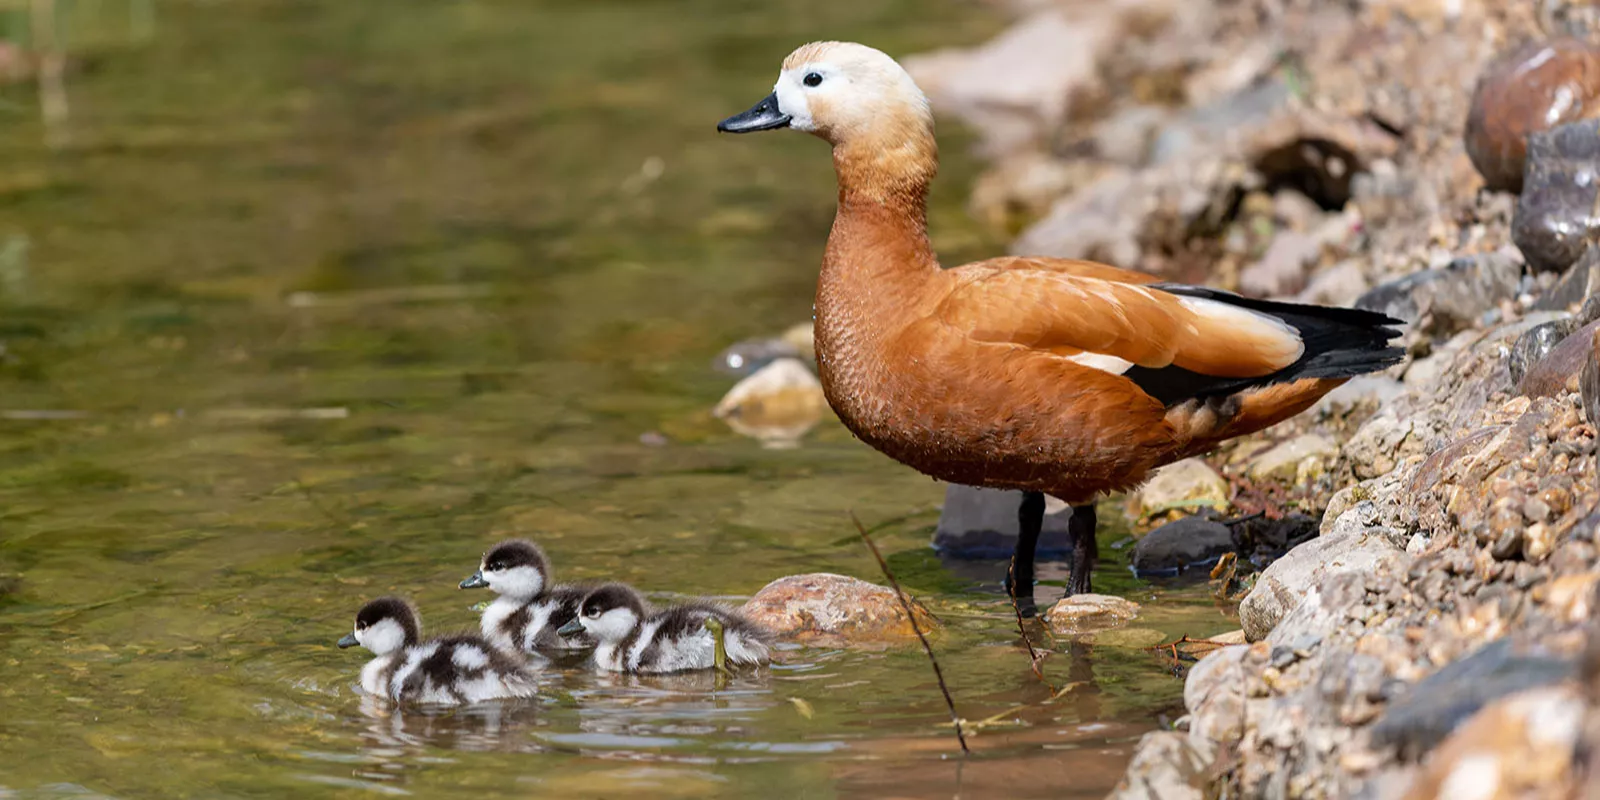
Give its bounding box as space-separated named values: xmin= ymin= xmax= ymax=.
xmin=815 ymin=133 xmax=939 ymax=388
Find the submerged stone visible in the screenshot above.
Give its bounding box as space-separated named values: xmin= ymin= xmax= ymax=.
xmin=932 ymin=484 xmax=1074 ymax=558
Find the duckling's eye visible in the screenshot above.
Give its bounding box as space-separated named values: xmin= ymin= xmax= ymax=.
xmin=803 ymin=72 xmax=823 ymax=88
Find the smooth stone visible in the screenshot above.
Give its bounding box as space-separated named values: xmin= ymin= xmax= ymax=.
xmin=1044 ymin=593 xmax=1140 ymax=635
xmin=1238 ymin=503 xmax=1409 ymax=641
xmin=739 ymin=573 xmax=939 ymax=647
xmin=1518 ymin=318 xmax=1600 ymax=398
xmin=1131 ymin=516 xmax=1235 ymax=576
xmin=1125 ymin=458 xmax=1230 ymax=521
xmin=1369 ymin=638 xmax=1577 ymax=761
xmin=712 ymin=358 xmax=827 ymax=447
xmin=1106 ymin=730 xmax=1217 ymax=800
xmin=1246 ymin=433 xmax=1338 ymax=482
xmin=931 ymin=484 xmax=1074 ymax=559
xmin=1507 ymin=317 xmax=1579 ymax=387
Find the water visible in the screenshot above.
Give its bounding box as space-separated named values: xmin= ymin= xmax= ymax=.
xmin=0 ymin=1 xmax=1240 ymax=797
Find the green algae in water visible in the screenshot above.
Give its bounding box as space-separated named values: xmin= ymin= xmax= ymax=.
xmin=0 ymin=1 xmax=1233 ymax=798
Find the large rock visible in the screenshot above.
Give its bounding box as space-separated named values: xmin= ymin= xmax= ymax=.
xmin=1183 ymin=644 xmax=1256 ymax=745
xmin=1370 ymin=638 xmax=1576 ymax=760
xmin=1131 ymin=516 xmax=1235 ymax=576
xmin=739 ymin=573 xmax=939 ymax=646
xmin=931 ymin=484 xmax=1074 ymax=558
xmin=1238 ymin=502 xmax=1410 ymax=641
xmin=1125 ymin=458 xmax=1230 ymax=521
xmin=1396 ymin=685 xmax=1584 ymax=799
xmin=1354 ymin=250 xmax=1523 ymax=338
xmin=1106 ymin=731 xmax=1216 ymax=800
xmin=1044 ymin=593 xmax=1140 ymax=635
xmin=903 ymin=10 xmax=1121 ymax=155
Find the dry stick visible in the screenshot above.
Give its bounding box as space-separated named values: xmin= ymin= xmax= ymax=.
xmin=850 ymin=512 xmax=969 ymax=755
xmin=1007 ymin=555 xmax=1057 ymax=693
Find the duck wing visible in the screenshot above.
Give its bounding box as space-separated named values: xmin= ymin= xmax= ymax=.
xmin=939 ymin=257 xmax=1402 ymax=407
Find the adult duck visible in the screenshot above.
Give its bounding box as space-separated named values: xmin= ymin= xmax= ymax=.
xmin=717 ymin=41 xmax=1402 ymax=610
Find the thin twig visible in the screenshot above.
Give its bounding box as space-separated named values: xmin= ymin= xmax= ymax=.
xmin=1007 ymin=555 xmax=1056 ymax=692
xmin=850 ymin=511 xmax=968 ymax=755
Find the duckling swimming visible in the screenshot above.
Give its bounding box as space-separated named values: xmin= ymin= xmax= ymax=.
xmin=556 ymin=583 xmax=772 ymax=674
xmin=337 ymin=596 xmax=538 ymax=705
xmin=459 ymin=539 xmax=594 ymax=653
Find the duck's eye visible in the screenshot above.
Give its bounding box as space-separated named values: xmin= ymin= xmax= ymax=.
xmin=586 ymin=609 xmax=600 ymax=619
xmin=803 ymin=72 xmax=823 ymax=88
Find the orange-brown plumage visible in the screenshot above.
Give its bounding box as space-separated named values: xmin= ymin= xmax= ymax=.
xmin=720 ymin=42 xmax=1402 ymax=601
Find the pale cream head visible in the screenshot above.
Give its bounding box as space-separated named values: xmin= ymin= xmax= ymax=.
xmin=772 ymin=42 xmax=932 ymax=143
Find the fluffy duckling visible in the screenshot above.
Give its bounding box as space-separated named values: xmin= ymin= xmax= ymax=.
xmin=556 ymin=584 xmax=772 ymax=674
xmin=718 ymin=42 xmax=1402 ymax=607
xmin=459 ymin=539 xmax=594 ymax=653
xmin=337 ymin=596 xmax=538 ymax=705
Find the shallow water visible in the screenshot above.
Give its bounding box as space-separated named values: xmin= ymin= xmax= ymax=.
xmin=0 ymin=1 xmax=1239 ymax=797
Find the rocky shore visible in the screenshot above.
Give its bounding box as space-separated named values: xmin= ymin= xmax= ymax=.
xmin=905 ymin=1 xmax=1600 ymax=797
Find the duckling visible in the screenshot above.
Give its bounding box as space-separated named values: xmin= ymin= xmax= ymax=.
xmin=718 ymin=42 xmax=1403 ymax=608
xmin=555 ymin=583 xmax=772 ymax=674
xmin=337 ymin=596 xmax=538 ymax=705
xmin=459 ymin=539 xmax=594 ymax=654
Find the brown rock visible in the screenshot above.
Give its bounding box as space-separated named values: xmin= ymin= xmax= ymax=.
xmin=1464 ymin=38 xmax=1600 ymax=193
xmin=1045 ymin=593 xmax=1140 ymax=635
xmin=739 ymin=573 xmax=938 ymax=646
xmin=1583 ymin=327 xmax=1600 ymax=428
xmin=1520 ymin=320 xmax=1600 ymax=398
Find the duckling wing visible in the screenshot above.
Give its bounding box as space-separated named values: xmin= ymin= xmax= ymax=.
xmin=939 ymin=258 xmax=1307 ymax=380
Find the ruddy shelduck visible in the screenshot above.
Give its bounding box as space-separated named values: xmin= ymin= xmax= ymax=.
xmin=717 ymin=42 xmax=1402 ymax=610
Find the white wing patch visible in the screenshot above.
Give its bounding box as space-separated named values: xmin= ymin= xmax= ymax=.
xmin=1176 ymin=295 xmax=1304 ymax=364
xmin=1063 ymin=352 xmax=1134 ymax=375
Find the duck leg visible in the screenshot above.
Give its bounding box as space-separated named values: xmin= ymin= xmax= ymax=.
xmin=1066 ymin=503 xmax=1098 ymax=596
xmin=1006 ymin=491 xmax=1046 ymax=616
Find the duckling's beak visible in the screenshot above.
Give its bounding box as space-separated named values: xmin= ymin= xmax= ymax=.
xmin=718 ymin=92 xmax=791 ymax=133
xmin=337 ymin=633 xmax=359 ymax=649
xmin=459 ymin=571 xmax=488 ymax=589
xmin=556 ymin=619 xmax=585 ymax=637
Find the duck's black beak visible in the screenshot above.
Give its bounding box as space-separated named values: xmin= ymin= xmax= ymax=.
xmin=337 ymin=633 xmax=359 ymax=649
xmin=459 ymin=571 xmax=488 ymax=589
xmin=718 ymin=92 xmax=791 ymax=133
xmin=557 ymin=619 xmax=585 ymax=637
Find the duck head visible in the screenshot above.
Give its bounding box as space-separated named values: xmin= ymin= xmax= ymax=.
xmin=718 ymin=41 xmax=933 ymax=150
xmin=557 ymin=583 xmax=647 ymax=642
xmin=338 ymin=597 xmax=420 ymax=656
xmin=460 ymin=539 xmax=550 ymax=598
